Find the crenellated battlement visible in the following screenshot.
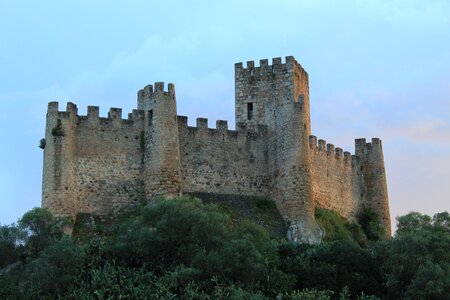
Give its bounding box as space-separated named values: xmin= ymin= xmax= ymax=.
xmin=235 ymin=56 xmax=303 ymax=71
xmin=47 ymin=101 xmax=145 ymax=127
xmin=355 ymin=137 xmax=383 ymax=158
xmin=235 ymin=56 xmax=308 ymax=83
xmin=177 ymin=115 xmax=267 ymax=142
xmin=137 ymin=82 xmax=175 ymax=106
xmin=309 ymin=135 xmax=352 ymax=163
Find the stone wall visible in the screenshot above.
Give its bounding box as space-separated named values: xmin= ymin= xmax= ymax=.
xmin=42 ymin=103 xmax=145 ymax=218
xmin=308 ymin=135 xmax=357 ymax=220
xmin=178 ymin=117 xmax=270 ymax=196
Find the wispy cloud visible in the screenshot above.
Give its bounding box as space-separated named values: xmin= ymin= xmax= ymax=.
xmin=384 ymin=119 xmax=450 ymax=143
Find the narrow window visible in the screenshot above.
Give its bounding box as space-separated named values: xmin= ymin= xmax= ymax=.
xmin=147 ymin=110 xmax=153 ymax=126
xmin=360 ymin=166 xmax=364 ymax=172
xmin=247 ymin=102 xmax=253 ymax=120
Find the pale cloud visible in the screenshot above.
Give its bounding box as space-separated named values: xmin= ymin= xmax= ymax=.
xmin=384 ymin=119 xmax=450 ymax=143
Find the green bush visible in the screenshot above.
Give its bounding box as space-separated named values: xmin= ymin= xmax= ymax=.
xmin=278 ymin=240 xmax=382 ymax=297
xmin=358 ymin=208 xmax=384 ymax=241
xmin=0 ymin=224 xmax=25 ymax=268
xmin=108 ymin=196 xmax=292 ymax=295
xmin=315 ymin=208 xmax=367 ymax=245
xmin=379 ymin=212 xmax=450 ymax=298
xmin=39 ymin=138 xmax=46 ymax=149
xmin=51 ymin=119 xmax=64 ymax=136
xmin=20 ymin=236 xmax=85 ymax=298
xmin=3 ymin=199 xmax=448 ymax=299
xmin=18 ymin=207 xmax=69 ymax=257
xmin=285 ymin=288 xmax=333 ymax=300
xmin=66 ymin=262 xmax=157 ymax=299
xmin=110 ymin=196 xmax=230 ymax=269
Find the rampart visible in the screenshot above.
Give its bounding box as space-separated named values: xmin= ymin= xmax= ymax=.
xmin=42 ymin=102 xmax=145 ymax=217
xmin=42 ymin=56 xmax=391 ymax=242
xmin=178 ymin=117 xmax=270 ymax=196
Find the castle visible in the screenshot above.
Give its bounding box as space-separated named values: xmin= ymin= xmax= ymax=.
xmin=42 ymin=56 xmax=391 ymax=242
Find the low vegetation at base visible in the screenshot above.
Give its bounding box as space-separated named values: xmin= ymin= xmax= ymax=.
xmin=315 ymin=207 xmax=385 ymax=246
xmin=187 ymin=193 xmax=287 ymax=238
xmin=0 ymin=197 xmax=449 ymax=299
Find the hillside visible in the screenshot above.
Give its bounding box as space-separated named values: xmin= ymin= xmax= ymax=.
xmin=1 ymin=196 xmax=449 ymax=299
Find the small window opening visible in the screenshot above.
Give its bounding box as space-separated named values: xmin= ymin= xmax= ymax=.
xmin=147 ymin=110 xmax=153 ymax=126
xmin=247 ymin=103 xmax=253 ymax=120
xmin=360 ymin=193 xmax=364 ymax=198
xmin=360 ymin=166 xmax=364 ymax=172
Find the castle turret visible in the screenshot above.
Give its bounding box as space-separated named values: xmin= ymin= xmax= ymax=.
xmin=42 ymin=102 xmax=78 ymax=217
xmin=354 ymin=138 xmax=391 ymax=236
xmin=235 ymin=57 xmax=322 ymax=243
xmin=137 ymin=82 xmax=182 ymax=198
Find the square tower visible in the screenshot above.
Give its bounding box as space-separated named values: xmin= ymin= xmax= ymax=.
xmin=234 ymin=56 xmax=310 ymax=134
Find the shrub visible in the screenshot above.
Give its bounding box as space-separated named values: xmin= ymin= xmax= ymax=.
xmin=20 ymin=236 xmax=85 ymax=298
xmin=0 ymin=224 xmax=25 ymax=268
xmin=19 ymin=207 xmax=70 ymax=257
xmin=358 ymin=208 xmax=384 ymax=241
xmin=51 ymin=119 xmax=64 ymax=136
xmin=39 ymin=138 xmax=46 ymax=149
xmin=315 ymin=208 xmax=367 ymax=245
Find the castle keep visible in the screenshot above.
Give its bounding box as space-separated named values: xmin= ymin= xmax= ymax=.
xmin=42 ymin=56 xmax=391 ymax=242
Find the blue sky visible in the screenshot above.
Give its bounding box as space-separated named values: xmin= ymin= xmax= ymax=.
xmin=1 ymin=0 xmax=449 ymax=231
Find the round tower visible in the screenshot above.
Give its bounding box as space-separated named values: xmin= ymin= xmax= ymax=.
xmin=137 ymin=82 xmax=182 ymax=199
xmin=355 ymin=138 xmax=391 ymax=236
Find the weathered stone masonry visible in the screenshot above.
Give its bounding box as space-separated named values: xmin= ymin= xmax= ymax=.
xmin=42 ymin=56 xmax=391 ymax=242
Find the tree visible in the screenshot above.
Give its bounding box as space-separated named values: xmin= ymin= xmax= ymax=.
xmin=111 ymin=196 xmax=230 ymax=269
xmin=0 ymin=223 xmax=25 ymax=268
xmin=279 ymin=240 xmax=382 ymax=297
xmin=18 ymin=207 xmax=69 ymax=257
xmin=380 ymin=212 xmax=450 ymax=298
xmin=20 ymin=236 xmax=85 ymax=298
xmin=358 ymin=208 xmax=384 ymax=242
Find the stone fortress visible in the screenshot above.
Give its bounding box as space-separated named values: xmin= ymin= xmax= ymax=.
xmin=42 ymin=56 xmax=391 ymax=242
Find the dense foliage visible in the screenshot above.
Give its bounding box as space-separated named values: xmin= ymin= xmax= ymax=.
xmin=0 ymin=197 xmax=449 ymax=299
